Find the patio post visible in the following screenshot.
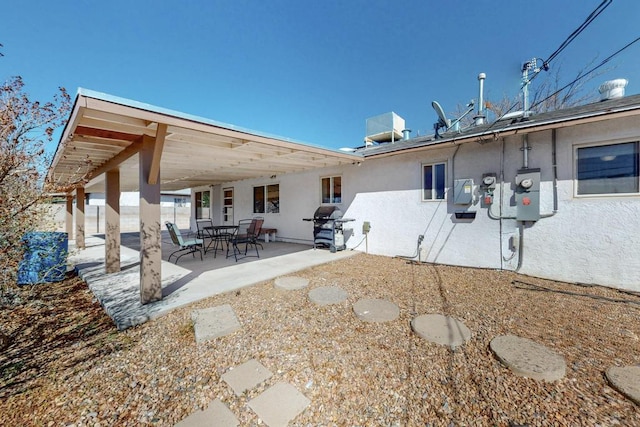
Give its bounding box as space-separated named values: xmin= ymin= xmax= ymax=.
xmin=139 ymin=133 xmax=163 ymax=304
xmin=65 ymin=195 xmax=74 ymax=239
xmin=75 ymin=186 xmax=85 ymax=249
xmin=105 ymin=168 xmax=121 ymax=273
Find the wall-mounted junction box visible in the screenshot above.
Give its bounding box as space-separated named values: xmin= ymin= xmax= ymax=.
xmin=362 ymin=221 xmax=371 ymax=234
xmin=515 ymin=168 xmax=540 ymax=221
xmin=453 ymin=178 xmax=474 ymax=205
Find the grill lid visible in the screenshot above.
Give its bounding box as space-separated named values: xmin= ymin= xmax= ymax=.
xmin=313 ymin=205 xmax=343 ymax=220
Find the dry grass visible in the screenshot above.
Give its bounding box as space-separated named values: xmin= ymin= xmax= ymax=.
xmin=1 ymin=254 xmax=639 ymax=426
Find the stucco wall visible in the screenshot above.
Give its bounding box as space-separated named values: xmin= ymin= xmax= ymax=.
xmin=195 ymin=116 xmax=639 ymax=292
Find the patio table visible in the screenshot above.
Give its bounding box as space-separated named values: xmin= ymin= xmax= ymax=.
xmin=204 ymin=225 xmax=238 ymax=257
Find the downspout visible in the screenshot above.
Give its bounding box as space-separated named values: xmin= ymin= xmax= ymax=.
xmin=540 ymin=128 xmax=559 ymax=217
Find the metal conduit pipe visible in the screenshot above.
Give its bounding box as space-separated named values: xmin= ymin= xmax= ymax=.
xmin=522 ymin=133 xmax=530 ymax=169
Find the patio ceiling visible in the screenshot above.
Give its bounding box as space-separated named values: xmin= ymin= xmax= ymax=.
xmin=49 ymin=89 xmax=362 ymax=193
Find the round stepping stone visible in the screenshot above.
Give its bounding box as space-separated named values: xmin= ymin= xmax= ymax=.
xmin=308 ymin=286 xmax=348 ymax=306
xmin=490 ymin=335 xmax=566 ymax=381
xmin=411 ymin=314 xmax=471 ymax=348
xmin=274 ymin=276 xmax=309 ymax=290
xmin=353 ymin=298 xmax=399 ymax=323
xmin=605 ymin=366 xmax=640 ymax=405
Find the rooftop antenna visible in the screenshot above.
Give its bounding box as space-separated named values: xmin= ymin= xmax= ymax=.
xmin=521 ymin=58 xmax=549 ymax=118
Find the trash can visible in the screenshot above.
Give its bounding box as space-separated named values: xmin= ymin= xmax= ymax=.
xmin=17 ymin=232 xmax=68 ymax=285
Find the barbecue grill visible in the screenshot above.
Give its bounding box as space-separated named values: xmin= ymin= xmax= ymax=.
xmin=303 ymin=206 xmax=354 ymax=252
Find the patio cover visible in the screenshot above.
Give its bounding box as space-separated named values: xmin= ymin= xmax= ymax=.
xmin=47 ymin=89 xmax=362 ymax=305
xmin=49 ymin=89 xmax=362 ymax=193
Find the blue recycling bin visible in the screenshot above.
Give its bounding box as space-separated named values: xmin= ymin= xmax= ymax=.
xmin=17 ymin=232 xmax=68 ymax=285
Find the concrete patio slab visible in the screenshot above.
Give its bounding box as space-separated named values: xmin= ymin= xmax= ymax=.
xmin=353 ymin=298 xmax=399 ymax=323
xmin=490 ymin=335 xmax=566 ymax=381
xmin=174 ymin=398 xmax=239 ymax=427
xmin=274 ymin=276 xmax=309 ymax=290
xmin=411 ymin=314 xmax=472 ymax=349
xmin=248 ymin=382 xmax=310 ymax=427
xmin=222 ymin=359 xmax=273 ymax=396
xmin=606 ymin=366 xmax=640 ymax=405
xmin=308 ymin=286 xmax=348 ymax=306
xmin=68 ymin=236 xmax=357 ymax=330
xmin=191 ymin=304 xmax=241 ymax=343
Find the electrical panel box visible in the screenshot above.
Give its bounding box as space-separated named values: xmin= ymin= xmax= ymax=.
xmin=453 ymin=178 xmax=474 ymax=205
xmin=515 ymin=168 xmax=540 ymax=221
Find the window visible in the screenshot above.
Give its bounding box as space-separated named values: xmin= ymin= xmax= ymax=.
xmin=254 ymin=184 xmax=279 ymax=213
xmin=576 ymin=142 xmax=639 ymax=195
xmin=195 ymin=190 xmax=210 ymax=219
xmin=174 ymin=197 xmax=187 ymax=207
xmin=423 ymin=162 xmax=446 ymax=200
xmin=321 ymin=176 xmax=342 ymax=204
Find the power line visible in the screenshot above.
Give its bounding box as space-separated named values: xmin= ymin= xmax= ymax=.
xmin=544 ymin=0 xmax=613 ymax=66
xmin=530 ymin=35 xmax=640 ymax=111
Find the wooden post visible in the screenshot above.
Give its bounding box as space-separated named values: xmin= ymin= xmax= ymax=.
xmin=65 ymin=195 xmax=74 ymax=239
xmin=139 ymin=135 xmax=163 ymax=304
xmin=75 ymin=187 xmax=85 ymax=249
xmin=105 ymin=168 xmax=121 ymax=273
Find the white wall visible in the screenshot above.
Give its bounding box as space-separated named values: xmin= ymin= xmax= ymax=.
xmin=193 ymin=115 xmax=640 ymax=292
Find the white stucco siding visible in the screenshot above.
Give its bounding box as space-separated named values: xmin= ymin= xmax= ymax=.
xmin=194 ymin=114 xmax=639 ymax=291
xmin=515 ymin=121 xmax=640 ymax=291
xmin=342 ymin=145 xmax=503 ymax=269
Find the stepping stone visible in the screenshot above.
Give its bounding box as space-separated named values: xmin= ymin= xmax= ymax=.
xmin=411 ymin=314 xmax=471 ymax=348
xmin=248 ymin=382 xmax=310 ymax=427
xmin=191 ymin=304 xmax=241 ymax=343
xmin=490 ymin=335 xmax=566 ymax=381
xmin=222 ymin=359 xmax=273 ymax=396
xmin=353 ymin=298 xmax=399 ymax=323
xmin=274 ymin=276 xmax=309 ymax=290
xmin=308 ymin=286 xmax=348 ymax=306
xmin=174 ymin=398 xmax=239 ymax=427
xmin=606 ymin=366 xmax=640 ymax=405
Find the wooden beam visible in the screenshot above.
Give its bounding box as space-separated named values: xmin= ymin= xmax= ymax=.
xmin=85 ymin=137 xmax=143 ymax=180
xmin=74 ymin=125 xmax=141 ymax=142
xmin=147 ymin=123 xmax=166 ymax=185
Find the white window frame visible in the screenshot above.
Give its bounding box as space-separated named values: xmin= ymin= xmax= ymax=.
xmin=574 ymin=140 xmax=639 ymax=198
xmin=422 ymin=161 xmax=447 ymax=201
xmin=320 ymin=175 xmax=342 ymax=205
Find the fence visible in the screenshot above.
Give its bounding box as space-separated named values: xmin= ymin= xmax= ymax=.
xmin=51 ymin=204 xmax=191 ymax=233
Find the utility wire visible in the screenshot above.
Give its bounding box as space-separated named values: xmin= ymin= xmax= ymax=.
xmin=476 ymin=1 xmax=617 ymax=133
xmin=528 ymin=0 xmax=612 ymax=86
xmin=545 ymin=0 xmax=612 ymax=66
xmin=530 ymin=35 xmax=640 ymax=111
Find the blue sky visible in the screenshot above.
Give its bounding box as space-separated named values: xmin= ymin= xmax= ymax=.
xmin=3 ymin=1 xmax=639 ymax=151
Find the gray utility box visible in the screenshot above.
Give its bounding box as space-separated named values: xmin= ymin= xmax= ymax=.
xmin=515 ymin=168 xmax=541 ymax=221
xmin=453 ymin=178 xmax=474 ymax=205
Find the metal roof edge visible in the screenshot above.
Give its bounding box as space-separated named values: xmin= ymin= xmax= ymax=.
xmin=75 ymin=88 xmax=357 ymax=157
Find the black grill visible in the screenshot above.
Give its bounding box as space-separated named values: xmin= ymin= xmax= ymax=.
xmin=303 ymin=206 xmax=353 ymax=252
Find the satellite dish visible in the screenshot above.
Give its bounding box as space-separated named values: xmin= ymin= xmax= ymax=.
xmin=432 ymin=101 xmax=450 ymax=128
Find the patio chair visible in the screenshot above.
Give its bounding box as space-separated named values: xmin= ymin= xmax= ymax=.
xmin=165 ymin=222 xmax=204 ymax=264
xmin=227 ymin=217 xmax=264 ymax=261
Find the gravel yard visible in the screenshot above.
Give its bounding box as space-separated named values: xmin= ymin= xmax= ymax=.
xmin=1 ymin=253 xmax=639 ymax=426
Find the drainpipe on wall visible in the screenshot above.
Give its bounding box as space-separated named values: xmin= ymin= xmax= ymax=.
xmin=540 ymin=128 xmax=559 ymax=218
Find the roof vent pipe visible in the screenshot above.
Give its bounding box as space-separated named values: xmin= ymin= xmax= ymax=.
xmin=599 ymin=79 xmax=628 ymax=101
xmin=402 ymin=129 xmax=411 ymax=140
xmin=474 ymin=73 xmax=486 ymax=126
